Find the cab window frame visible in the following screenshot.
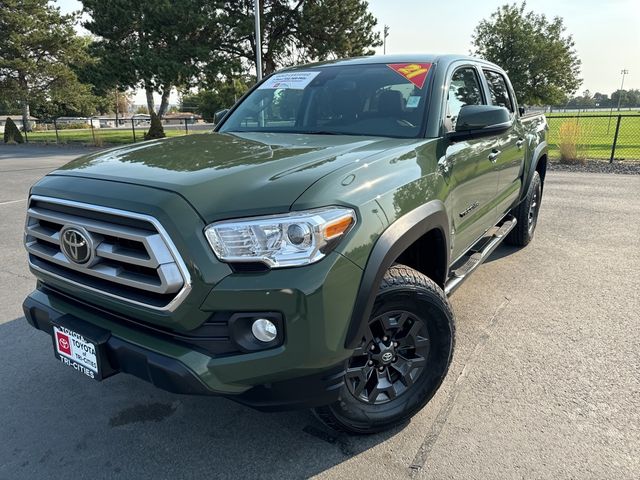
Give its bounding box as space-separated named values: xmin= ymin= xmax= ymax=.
xmin=441 ymin=63 xmax=487 ymax=134
xmin=481 ymin=68 xmax=516 ymax=115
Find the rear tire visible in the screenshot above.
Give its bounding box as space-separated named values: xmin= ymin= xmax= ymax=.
xmin=505 ymin=171 xmax=542 ymax=247
xmin=313 ymin=264 xmax=455 ymax=434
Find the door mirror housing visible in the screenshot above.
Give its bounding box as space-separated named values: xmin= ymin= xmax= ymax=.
xmin=214 ymin=109 xmax=229 ymax=125
xmin=449 ymin=105 xmax=512 ymax=141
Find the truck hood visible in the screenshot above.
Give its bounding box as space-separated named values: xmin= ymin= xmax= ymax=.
xmin=53 ymin=132 xmax=414 ymax=221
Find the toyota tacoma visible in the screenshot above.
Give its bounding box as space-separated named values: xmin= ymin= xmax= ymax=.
xmin=23 ymin=55 xmax=547 ymax=434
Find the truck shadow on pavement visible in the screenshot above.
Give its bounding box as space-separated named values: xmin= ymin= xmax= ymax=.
xmin=0 ymin=316 xmax=398 ymax=479
xmin=483 ymin=243 xmax=522 ymax=264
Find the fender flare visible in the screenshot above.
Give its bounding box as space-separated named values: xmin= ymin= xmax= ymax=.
xmin=344 ymin=200 xmax=450 ymax=349
xmin=520 ymin=140 xmax=548 ymax=202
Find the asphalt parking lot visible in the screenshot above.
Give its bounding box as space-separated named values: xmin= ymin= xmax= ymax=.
xmin=1 ymin=144 xmax=639 ymax=479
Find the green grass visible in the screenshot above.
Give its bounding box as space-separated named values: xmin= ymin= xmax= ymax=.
xmin=25 ymin=127 xmax=207 ymax=146
xmin=545 ymin=111 xmax=640 ymax=117
xmin=545 ymin=113 xmax=640 ymax=160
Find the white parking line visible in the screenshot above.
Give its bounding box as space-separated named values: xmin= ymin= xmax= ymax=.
xmin=0 ymin=198 xmax=26 ymax=206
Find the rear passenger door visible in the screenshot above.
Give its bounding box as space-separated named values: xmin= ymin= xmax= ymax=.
xmin=443 ymin=65 xmax=501 ymax=261
xmin=481 ymin=69 xmax=525 ymax=217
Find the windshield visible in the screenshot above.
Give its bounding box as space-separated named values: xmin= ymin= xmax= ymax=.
xmin=219 ymin=63 xmax=433 ymax=138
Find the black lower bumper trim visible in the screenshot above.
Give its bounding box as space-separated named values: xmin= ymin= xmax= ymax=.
xmin=231 ymin=364 xmax=345 ymax=412
xmin=23 ymin=294 xmax=213 ymax=395
xmin=22 ymin=291 xmax=346 ymax=410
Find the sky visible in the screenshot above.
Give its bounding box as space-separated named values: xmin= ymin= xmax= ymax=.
xmin=57 ymin=0 xmax=639 ymax=105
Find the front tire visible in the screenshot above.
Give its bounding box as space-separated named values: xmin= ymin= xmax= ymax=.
xmin=313 ymin=265 xmax=455 ymax=434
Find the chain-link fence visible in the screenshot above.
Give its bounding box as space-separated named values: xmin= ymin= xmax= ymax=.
xmin=4 ymin=113 xmax=640 ymax=162
xmin=546 ymin=114 xmax=640 ymax=162
xmin=1 ymin=115 xmax=214 ymax=147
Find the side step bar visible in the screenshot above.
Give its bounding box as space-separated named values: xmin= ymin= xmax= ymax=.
xmin=444 ymin=215 xmax=517 ymax=296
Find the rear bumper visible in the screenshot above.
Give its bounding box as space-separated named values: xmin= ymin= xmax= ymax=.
xmin=23 ymin=290 xmax=346 ymax=411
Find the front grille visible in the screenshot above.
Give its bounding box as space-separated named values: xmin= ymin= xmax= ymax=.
xmin=25 ymin=196 xmax=191 ymax=310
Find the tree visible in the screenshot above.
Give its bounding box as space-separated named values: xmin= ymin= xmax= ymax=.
xmin=612 ymin=89 xmax=640 ymax=108
xmin=0 ymin=1 xmax=91 ymax=129
xmin=218 ymin=0 xmax=381 ymax=75
xmin=0 ymin=97 xmax=20 ymax=116
xmin=144 ymin=112 xmax=165 ymax=140
xmin=610 ymin=90 xmax=629 ymax=108
xmin=3 ymin=117 xmax=24 ymax=144
xmin=181 ymin=77 xmax=252 ymax=122
xmin=627 ymin=89 xmax=640 ymax=108
xmin=471 ymin=2 xmax=581 ymax=105
xmin=81 ymin=1 xmax=226 ymax=120
xmin=593 ymin=92 xmax=610 ymax=107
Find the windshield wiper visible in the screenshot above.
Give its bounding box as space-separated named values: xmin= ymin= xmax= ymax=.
xmin=303 ymin=130 xmax=342 ymax=135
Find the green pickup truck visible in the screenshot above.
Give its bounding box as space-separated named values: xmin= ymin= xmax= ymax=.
xmin=23 ymin=54 xmax=547 ymax=434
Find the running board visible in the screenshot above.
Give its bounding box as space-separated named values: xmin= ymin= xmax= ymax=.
xmin=444 ymin=216 xmax=517 ymax=296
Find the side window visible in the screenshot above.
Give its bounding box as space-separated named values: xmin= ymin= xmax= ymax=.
xmin=483 ymin=70 xmax=513 ymax=112
xmin=445 ymin=67 xmax=484 ymax=131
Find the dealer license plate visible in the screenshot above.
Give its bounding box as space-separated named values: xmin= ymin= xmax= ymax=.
xmin=53 ymin=325 xmax=101 ymax=380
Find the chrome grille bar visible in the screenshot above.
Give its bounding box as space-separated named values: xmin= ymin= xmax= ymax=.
xmin=24 ymin=196 xmax=191 ymax=311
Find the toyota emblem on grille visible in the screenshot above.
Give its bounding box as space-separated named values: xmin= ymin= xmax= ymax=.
xmin=60 ymin=226 xmax=94 ymax=265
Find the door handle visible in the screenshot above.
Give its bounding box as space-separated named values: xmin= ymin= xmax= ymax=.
xmin=516 ymin=138 xmax=525 ymax=149
xmin=488 ymin=149 xmax=501 ymax=163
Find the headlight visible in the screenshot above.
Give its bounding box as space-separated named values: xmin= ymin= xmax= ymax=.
xmin=204 ymin=207 xmax=356 ymax=268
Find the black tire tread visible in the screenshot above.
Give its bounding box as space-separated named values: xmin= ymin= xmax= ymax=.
xmin=505 ymin=171 xmax=541 ymax=247
xmin=313 ymin=264 xmax=455 ymax=435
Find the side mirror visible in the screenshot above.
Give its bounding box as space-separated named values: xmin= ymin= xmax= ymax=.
xmin=449 ymin=105 xmax=512 ymax=141
xmin=519 ymin=106 xmax=526 ymax=116
xmin=214 ymin=109 xmax=229 ymax=125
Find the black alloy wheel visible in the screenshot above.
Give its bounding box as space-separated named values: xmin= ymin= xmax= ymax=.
xmin=527 ymin=180 xmax=541 ymax=235
xmin=345 ymin=310 xmax=429 ymax=405
xmin=313 ymin=264 xmax=455 ymax=434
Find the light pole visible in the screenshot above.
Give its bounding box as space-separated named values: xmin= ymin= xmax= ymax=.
xmin=383 ymin=25 xmax=389 ymax=54
xmin=616 ymin=69 xmax=629 ymax=111
xmin=254 ymin=0 xmax=263 ymax=81
xmin=608 ymin=69 xmax=629 ymax=133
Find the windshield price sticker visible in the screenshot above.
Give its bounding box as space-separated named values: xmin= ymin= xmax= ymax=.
xmin=387 ymin=63 xmax=432 ymax=89
xmin=258 ymin=71 xmax=320 ymax=90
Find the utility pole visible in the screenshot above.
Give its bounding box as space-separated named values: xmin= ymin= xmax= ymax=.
xmin=608 ymin=68 xmax=629 ymax=133
xmin=616 ymin=69 xmax=629 ymax=111
xmin=254 ymin=0 xmax=263 ymax=81
xmin=383 ymin=25 xmax=389 ymax=54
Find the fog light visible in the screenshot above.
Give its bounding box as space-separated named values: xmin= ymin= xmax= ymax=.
xmin=251 ymin=318 xmax=278 ymax=342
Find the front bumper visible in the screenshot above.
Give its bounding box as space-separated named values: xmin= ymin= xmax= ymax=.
xmin=23 ymin=290 xmax=347 ymax=411
xmin=25 ymin=176 xmax=366 ymax=410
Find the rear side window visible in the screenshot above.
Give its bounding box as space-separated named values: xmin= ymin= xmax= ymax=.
xmin=483 ymin=70 xmax=513 ymax=112
xmin=445 ymin=67 xmax=484 ymax=131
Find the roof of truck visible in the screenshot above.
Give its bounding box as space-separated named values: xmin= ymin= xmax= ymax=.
xmin=284 ymin=54 xmax=500 ymax=70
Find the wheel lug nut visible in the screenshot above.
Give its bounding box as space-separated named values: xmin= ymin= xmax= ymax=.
xmin=392 ymin=357 xmax=397 ymax=362
xmin=382 ymin=336 xmax=388 ymax=342
xmin=393 ymin=342 xmax=398 ymax=347
xmin=370 ymin=344 xmax=375 ymax=351
xmin=378 ymin=366 xmax=385 ymax=372
xmin=368 ymin=360 xmax=374 ymax=366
